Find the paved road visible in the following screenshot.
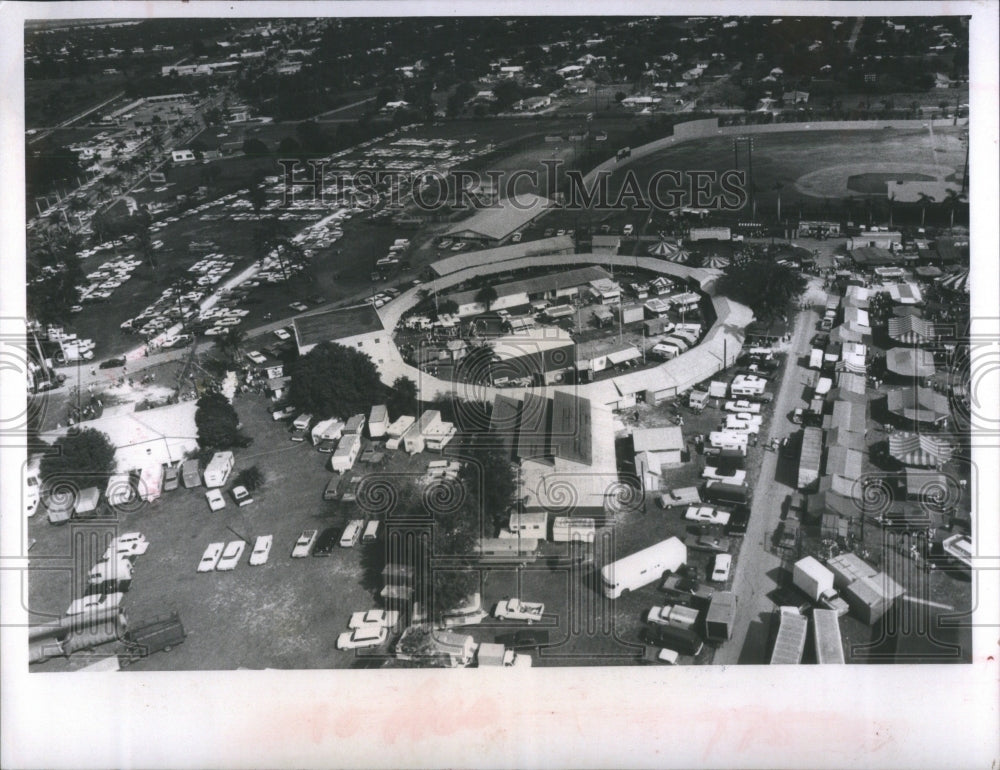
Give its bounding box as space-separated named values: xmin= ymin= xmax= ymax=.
xmin=714 ymin=302 xmax=817 ymax=665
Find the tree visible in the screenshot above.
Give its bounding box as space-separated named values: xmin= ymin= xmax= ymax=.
xmin=917 ymin=192 xmax=935 ymax=228
xmin=195 ymin=391 xmax=241 ymax=450
xmin=716 ymin=257 xmax=807 ymax=323
xmin=943 ymin=188 xmax=962 ymax=232
xmin=386 ymin=376 xmax=418 ymax=419
xmin=288 ymin=341 xmax=383 ymax=419
xmin=234 ymin=466 xmax=264 ymax=492
xmin=459 ymin=435 xmax=518 ymax=536
xmin=219 ymin=327 xmax=248 ymax=366
xmin=474 ymin=280 xmax=498 ymax=312
xmin=40 ymin=428 xmax=117 ymax=488
xmin=242 ymin=137 xmax=269 ymax=158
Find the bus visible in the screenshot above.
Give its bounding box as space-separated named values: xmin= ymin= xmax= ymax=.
xmin=474 ymin=538 xmax=539 ymax=564
xmin=600 ymin=537 xmax=686 ymax=599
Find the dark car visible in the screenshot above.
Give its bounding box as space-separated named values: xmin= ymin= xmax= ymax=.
xmin=100 ymin=356 xmax=127 ymax=369
xmin=322 ymin=477 xmax=340 ymax=501
xmin=724 ymin=507 xmax=750 ymax=536
xmin=118 ymin=613 xmax=185 ymax=664
xmin=494 ymin=629 xmax=550 ymax=649
xmin=641 ymin=624 xmax=703 ymax=657
xmin=313 ymin=527 xmax=342 ymax=556
xmin=661 ymin=575 xmax=715 ymax=607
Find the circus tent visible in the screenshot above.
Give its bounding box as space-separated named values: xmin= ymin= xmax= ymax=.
xmin=888 ymin=432 xmax=954 ymax=468
xmin=937 ymin=268 xmax=970 ymax=294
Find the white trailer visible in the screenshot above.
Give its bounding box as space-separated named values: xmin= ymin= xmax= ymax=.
xmin=368 ymin=404 xmax=390 ymax=438
xmin=600 ymin=537 xmax=687 ymax=599
xmin=203 ymin=451 xmax=235 ymax=489
xmin=385 ymin=415 xmax=416 ymax=450
xmin=551 ymin=516 xmax=597 ymax=543
xmin=330 ymin=433 xmax=361 ymax=473
xmin=311 ymin=418 xmax=344 ymax=446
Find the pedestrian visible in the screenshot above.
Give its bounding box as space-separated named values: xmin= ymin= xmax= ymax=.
xmin=90 ymin=366 xmax=97 ymax=376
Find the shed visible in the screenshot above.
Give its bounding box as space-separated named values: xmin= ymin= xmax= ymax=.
xmin=826 ymin=552 xmax=879 ymax=591
xmin=843 ymin=572 xmax=904 ymax=625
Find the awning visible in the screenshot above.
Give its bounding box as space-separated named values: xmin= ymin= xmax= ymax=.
xmin=607 ymin=347 xmax=643 ymax=365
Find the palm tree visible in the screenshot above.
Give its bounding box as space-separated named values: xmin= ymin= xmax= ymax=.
xmin=474 ymin=280 xmax=498 ymax=312
xmin=887 ymin=192 xmax=896 ymax=229
xmin=917 ymin=192 xmax=935 ymax=228
xmin=773 ymin=182 xmax=783 ymax=224
xmin=943 ymin=189 xmax=962 ymax=233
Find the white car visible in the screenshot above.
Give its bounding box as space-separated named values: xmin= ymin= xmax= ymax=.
xmin=246 ymin=351 xmax=267 ymax=365
xmin=272 ymin=405 xmax=297 ymax=420
xmin=289 ymin=302 xmax=309 ymax=312
xmin=724 ymin=400 xmax=761 ymax=414
xmin=249 ymin=535 xmax=273 ymax=566
xmin=711 ymin=553 xmax=733 ymax=583
xmin=349 ymin=609 xmax=400 ymax=630
xmin=231 ymin=485 xmax=253 ymax=507
xmin=205 ymin=489 xmax=226 ymax=512
xmin=684 ymin=506 xmax=732 ymax=525
xmin=216 ymin=540 xmax=245 ymax=571
xmin=701 ymin=467 xmax=748 ymax=484
xmin=336 ymin=625 xmax=388 ymax=650
xmin=292 ymin=529 xmax=318 ymax=558
xmin=273 ymin=328 xmax=291 ymax=341
xmin=198 ymin=542 xmax=225 ymax=572
xmin=66 ymin=592 xmax=123 ymax=616
xmin=88 ymin=558 xmax=133 ymax=585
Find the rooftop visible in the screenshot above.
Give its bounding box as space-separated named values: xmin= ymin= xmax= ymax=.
xmin=450 ymin=266 xmax=612 ymax=307
xmin=445 ymin=193 xmax=555 ymax=241
xmin=293 ymin=304 xmax=384 ymax=350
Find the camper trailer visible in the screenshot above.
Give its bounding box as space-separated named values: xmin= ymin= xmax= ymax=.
xmin=203 ymin=451 xmax=235 ymax=489
xmin=601 ymin=537 xmax=686 ymax=599
xmin=368 ymin=405 xmax=390 ymax=438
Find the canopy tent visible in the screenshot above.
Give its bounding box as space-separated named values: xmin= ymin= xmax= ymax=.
xmin=885 ymin=347 xmax=937 ymax=378
xmin=704 ymin=254 xmax=730 ymax=269
xmin=887 ymin=315 xmax=939 ymax=345
xmin=937 ymin=268 xmax=969 ymax=294
xmin=650 ymin=240 xmax=690 ymax=263
xmin=887 ymin=282 xmax=923 ymax=305
xmin=829 ymin=324 xmax=864 ymax=344
xmin=888 ymin=432 xmax=954 ymax=467
xmin=886 ymin=386 xmax=950 ymax=424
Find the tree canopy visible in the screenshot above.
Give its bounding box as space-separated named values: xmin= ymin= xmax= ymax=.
xmin=386 ymin=376 xmax=418 ymax=420
xmin=195 ymin=391 xmax=241 ymax=450
xmin=459 ymin=435 xmax=519 ymax=536
xmin=288 ymin=341 xmax=383 ymax=419
xmin=715 ymin=255 xmax=807 ymax=323
xmin=40 ymin=427 xmax=117 ymax=488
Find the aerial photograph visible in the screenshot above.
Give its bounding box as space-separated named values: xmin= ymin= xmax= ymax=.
xmin=19 ymin=13 xmax=977 ymax=673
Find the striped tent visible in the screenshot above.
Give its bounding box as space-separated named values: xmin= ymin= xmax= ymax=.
xmin=704 ymin=254 xmax=731 ymax=269
xmin=888 ymin=432 xmax=954 ymax=468
xmin=887 ymin=315 xmax=939 ymax=345
xmin=648 ymin=240 xmax=688 ymax=263
xmin=938 ymin=268 xmax=970 ymax=294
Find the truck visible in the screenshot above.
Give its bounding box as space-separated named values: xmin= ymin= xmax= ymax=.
xmin=657 ymin=487 xmax=701 ymax=509
xmin=476 ymin=642 xmax=532 ymax=668
xmin=704 ymin=590 xmax=737 ymax=642
xmin=601 ymin=537 xmax=687 ymax=599
xmin=494 ymin=598 xmax=545 ymax=623
xmin=646 ymin=603 xmax=699 ymax=630
xmin=808 ymin=348 xmax=824 ymax=370
xmin=203 ymin=451 xmax=235 ymax=488
xmin=181 ymin=459 xmax=201 ymax=489
xmin=793 ymin=556 xmax=849 ymax=617
xmin=812 ymin=608 xmax=846 ymax=664
xmin=797 ymin=427 xmax=823 ymax=490
xmin=641 ymin=623 xmax=703 ymax=656
xmin=118 ymin=613 xmax=186 ymax=665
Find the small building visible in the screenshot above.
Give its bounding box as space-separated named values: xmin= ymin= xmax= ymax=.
xmin=826 ymin=552 xmax=879 ymax=591
xmin=508 ymin=512 xmax=548 ymax=538
xmin=847 ymin=230 xmax=902 ymax=251
xmin=644 ymin=298 xmax=672 ymax=318
xmin=171 ymin=149 xmax=196 ymax=163
xmin=613 ymin=303 xmax=644 ymax=325
xmin=591 ymin=235 xmax=621 ymax=255
xmin=633 ymin=426 xmax=685 ymax=492
xmin=842 ymin=572 xmax=904 ymax=625
xmin=368 ymin=405 xmax=389 ymax=438
xmin=588 ymin=278 xmax=621 ymax=304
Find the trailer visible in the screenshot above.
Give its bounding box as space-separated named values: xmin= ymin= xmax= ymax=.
xmin=770 ymin=607 xmax=808 ymax=664
xmin=551 ymin=516 xmax=597 ymax=543
xmin=704 ymin=591 xmax=737 ymax=642
xmin=601 ymin=537 xmax=686 ymax=599
xmin=508 ymin=512 xmax=548 ymax=538
xmin=476 ymin=642 xmax=531 ymax=668
xmin=368 ymin=404 xmax=390 ymax=438
xmin=384 ymin=414 xmax=416 ymax=450
xmin=330 ymin=433 xmax=361 ymax=473
xmin=797 ymin=427 xmax=823 ymax=490
xmin=203 ymin=451 xmax=235 ymax=488
xmin=808 ymin=349 xmax=824 ymax=370
xmin=812 ymin=608 xmax=846 ymax=664
xmin=311 ymin=417 xmax=345 ymax=447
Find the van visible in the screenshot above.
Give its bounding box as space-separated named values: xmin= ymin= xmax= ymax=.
xmin=181 ymin=460 xmax=201 ymax=488
xmin=362 ymin=519 xmax=380 ymax=543
xmin=340 ymin=519 xmax=364 ymax=547
xmin=703 ymin=481 xmax=751 ymax=507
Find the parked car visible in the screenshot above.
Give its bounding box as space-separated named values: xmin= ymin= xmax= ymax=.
xmin=289 ymin=302 xmax=309 ymax=312
xmin=349 ymin=610 xmax=399 ymax=630
xmin=273 ymin=328 xmax=291 ymax=341
xmin=163 ymin=465 xmax=179 ymax=491
xmin=205 ymin=489 xmax=226 ymax=512
xmin=494 ymin=629 xmax=550 ymax=649
xmin=641 ymin=645 xmax=680 ymax=665
xmin=292 ymin=529 xmax=318 ymax=558
xmin=198 ymin=542 xmax=225 ymax=572
xmin=100 ymin=356 xmax=127 ymax=369
xmin=246 ymin=351 xmax=267 ymax=365
xmin=336 ymin=625 xmax=388 ymax=650
xmin=216 ymin=540 xmax=246 ymax=571
xmin=323 ymin=477 xmax=340 ymax=500
xmin=313 ymin=527 xmax=342 ymax=556
xmin=272 ymin=405 xmax=297 ymax=420
xmin=230 ymin=485 xmax=253 ymax=506
xmin=711 ymin=553 xmax=733 ymax=582
xmin=684 ymin=506 xmax=731 ymax=525
xmin=249 ymin=535 xmax=273 ymax=566
xmin=66 ymin=592 xmax=123 ymax=616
